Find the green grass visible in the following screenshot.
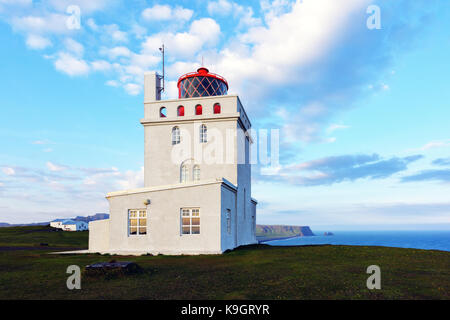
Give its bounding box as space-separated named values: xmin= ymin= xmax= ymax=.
xmin=0 ymin=225 xmax=88 ymax=247
xmin=0 ymin=225 xmax=449 ymax=299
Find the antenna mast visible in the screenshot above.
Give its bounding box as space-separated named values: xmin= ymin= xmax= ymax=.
xmin=158 ymin=44 xmax=165 ymax=93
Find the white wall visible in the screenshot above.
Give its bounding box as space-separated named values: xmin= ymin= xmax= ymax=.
xmin=95 ymin=181 xmax=224 ymax=255
xmin=89 ymin=219 xmax=110 ymax=251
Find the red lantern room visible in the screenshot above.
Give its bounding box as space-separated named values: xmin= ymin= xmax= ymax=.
xmin=177 ymin=67 xmax=228 ymax=99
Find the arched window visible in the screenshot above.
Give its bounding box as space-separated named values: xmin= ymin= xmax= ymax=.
xmin=195 ymin=104 xmax=202 ymax=115
xmin=177 ymin=105 xmax=185 ymax=116
xmin=193 ymin=165 xmax=200 ymax=181
xmin=160 ymin=107 xmax=167 ymax=118
xmin=199 ymin=124 xmax=207 ymax=143
xmin=172 ymin=126 xmax=180 ymax=145
xmin=181 ymin=164 xmax=189 ymax=183
xmin=213 ymin=103 xmax=221 ymax=114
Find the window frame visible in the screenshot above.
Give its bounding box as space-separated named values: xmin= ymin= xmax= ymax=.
xmin=195 ymin=104 xmax=202 ymax=115
xmin=213 ymin=103 xmax=221 ymax=114
xmin=128 ymin=209 xmax=147 ymax=236
xmin=181 ymin=164 xmax=189 ymax=183
xmin=159 ymin=106 xmax=167 ymax=118
xmin=193 ymin=165 xmax=200 ymax=181
xmin=177 ymin=105 xmax=185 ymax=117
xmin=180 ymin=208 xmax=200 ymax=235
xmin=172 ymin=126 xmax=180 ymax=145
xmin=199 ymin=124 xmax=207 ymax=143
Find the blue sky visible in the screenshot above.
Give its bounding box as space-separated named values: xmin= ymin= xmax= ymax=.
xmin=0 ymin=0 xmax=449 ymax=230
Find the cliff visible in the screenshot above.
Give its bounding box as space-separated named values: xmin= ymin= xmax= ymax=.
xmin=256 ymin=224 xmax=315 ymax=240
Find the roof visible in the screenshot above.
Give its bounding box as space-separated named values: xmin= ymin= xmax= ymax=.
xmin=177 ymin=67 xmax=229 ymax=90
xmin=62 ymin=220 xmax=87 ymax=226
xmin=107 ymin=178 xmax=236 ymax=198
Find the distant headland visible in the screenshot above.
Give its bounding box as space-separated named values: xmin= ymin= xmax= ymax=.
xmin=256 ymin=224 xmax=315 ymax=242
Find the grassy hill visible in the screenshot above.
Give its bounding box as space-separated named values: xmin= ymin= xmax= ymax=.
xmin=0 ymin=225 xmax=88 ymax=248
xmin=0 ymin=225 xmax=449 ymax=299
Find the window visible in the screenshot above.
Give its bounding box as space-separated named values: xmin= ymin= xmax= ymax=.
xmin=181 ymin=208 xmax=200 ymax=234
xmin=195 ymin=104 xmax=202 ymax=115
xmin=181 ymin=164 xmax=189 ymax=183
xmin=213 ymin=103 xmax=221 ymax=114
xmin=159 ymin=107 xmax=167 ymax=118
xmin=172 ymin=126 xmax=180 ymax=145
xmin=193 ymin=165 xmax=200 ymax=181
xmin=129 ymin=209 xmax=147 ymax=235
xmin=200 ymin=124 xmax=207 ymax=143
xmin=226 ymin=209 xmax=231 ymax=234
xmin=177 ymin=105 xmax=185 ymax=116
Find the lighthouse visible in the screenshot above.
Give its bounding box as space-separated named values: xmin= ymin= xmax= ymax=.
xmin=89 ymin=67 xmax=257 ymax=255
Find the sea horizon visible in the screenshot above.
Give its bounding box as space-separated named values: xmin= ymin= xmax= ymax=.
xmin=266 ymin=230 xmax=450 ymax=252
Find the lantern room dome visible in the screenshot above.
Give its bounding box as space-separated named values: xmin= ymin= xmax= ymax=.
xmin=177 ymin=67 xmax=228 ymax=99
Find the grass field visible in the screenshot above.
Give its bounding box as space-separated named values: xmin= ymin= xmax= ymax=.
xmin=0 ymin=225 xmax=449 ymax=299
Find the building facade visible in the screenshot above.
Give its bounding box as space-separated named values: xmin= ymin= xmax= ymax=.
xmin=62 ymin=220 xmax=88 ymax=231
xmin=89 ymin=68 xmax=257 ymax=255
xmin=51 ymin=219 xmax=88 ymax=231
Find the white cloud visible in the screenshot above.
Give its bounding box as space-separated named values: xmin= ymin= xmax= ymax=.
xmin=260 ymin=0 xmax=294 ymax=23
xmin=142 ymin=4 xmax=171 ymax=20
xmin=2 ymin=167 xmax=15 ymax=176
xmin=0 ymin=162 xmax=145 ymax=223
xmin=116 ymin=167 xmax=144 ymax=190
xmin=48 ymin=0 xmax=109 ymax=14
xmin=25 ymin=34 xmax=52 ymax=50
xmin=91 ymin=60 xmax=112 ymax=71
xmin=419 ymin=140 xmax=450 ymax=151
xmin=327 ymin=124 xmax=350 ymax=133
xmin=54 ymin=52 xmax=89 ymax=76
xmin=142 ymin=4 xmax=193 ymax=22
xmin=207 ymin=0 xmax=261 ymax=28
xmin=190 ymin=18 xmax=221 ymax=43
xmin=64 ymin=38 xmax=84 ymax=56
xmin=207 ymin=0 xmax=234 ymax=15
xmin=86 ymin=18 xmax=99 ymax=31
xmin=172 ymin=6 xmax=194 ymax=21
xmin=46 ymin=162 xmax=68 ymax=172
xmin=0 ymin=0 xmax=32 ymax=5
xmin=104 ymin=24 xmax=128 ymax=42
xmin=32 ymin=140 xmax=53 ymax=145
xmin=106 ymin=80 xmax=120 ymax=87
xmin=142 ymin=18 xmax=221 ymax=59
xmin=11 ymin=13 xmax=71 ymax=35
xmin=101 ymin=46 xmax=132 ymax=60
xmin=130 ymin=24 xmax=147 ymax=39
xmin=124 ymin=83 xmax=141 ymax=95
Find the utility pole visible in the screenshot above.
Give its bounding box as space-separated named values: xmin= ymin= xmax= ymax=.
xmin=158 ymin=44 xmax=165 ymax=93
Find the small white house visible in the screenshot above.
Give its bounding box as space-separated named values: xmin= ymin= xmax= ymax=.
xmin=50 ymin=219 xmax=65 ymax=229
xmin=61 ymin=220 xmax=88 ymax=232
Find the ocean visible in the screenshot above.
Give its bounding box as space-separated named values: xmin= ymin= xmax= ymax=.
xmin=266 ymin=230 xmax=450 ymax=252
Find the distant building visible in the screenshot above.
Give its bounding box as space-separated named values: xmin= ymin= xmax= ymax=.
xmin=89 ymin=67 xmax=257 ymax=255
xmin=61 ymin=220 xmax=88 ymax=232
xmin=50 ymin=219 xmax=65 ymax=229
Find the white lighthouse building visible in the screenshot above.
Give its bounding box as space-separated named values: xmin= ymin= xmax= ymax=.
xmin=89 ymin=67 xmax=257 ymax=255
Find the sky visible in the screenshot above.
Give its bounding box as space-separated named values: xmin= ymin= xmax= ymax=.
xmin=0 ymin=0 xmax=449 ymax=230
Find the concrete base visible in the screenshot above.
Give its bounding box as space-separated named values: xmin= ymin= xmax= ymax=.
xmin=49 ymin=249 xmax=226 ymax=256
